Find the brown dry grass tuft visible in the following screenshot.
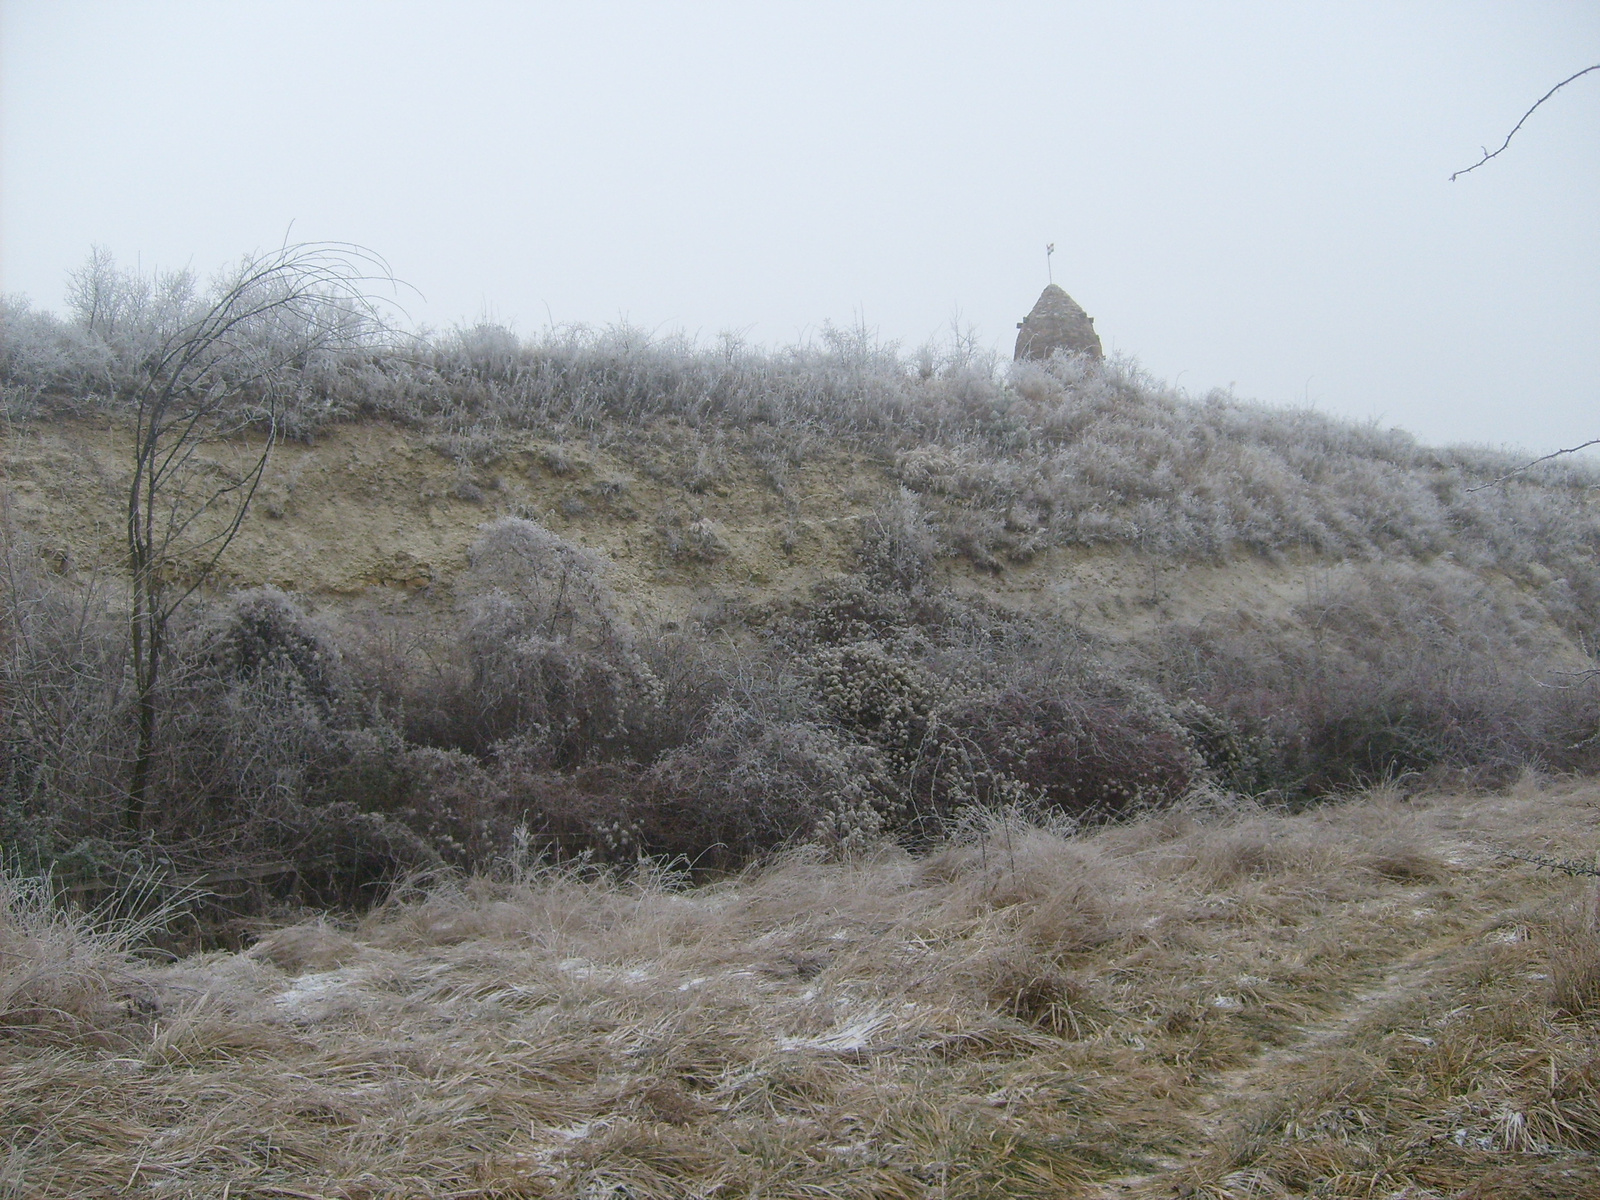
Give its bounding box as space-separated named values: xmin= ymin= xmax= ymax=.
xmin=6 ymin=778 xmax=1600 ymax=1197
xmin=0 ymin=871 xmax=165 ymax=1049
xmin=1548 ymin=884 xmax=1600 ymax=1019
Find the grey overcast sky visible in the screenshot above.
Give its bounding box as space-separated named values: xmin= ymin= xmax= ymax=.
xmin=1 ymin=1 xmax=1595 ymax=454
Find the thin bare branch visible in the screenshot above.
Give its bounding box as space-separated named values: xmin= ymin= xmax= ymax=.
xmin=1466 ymin=438 xmax=1600 ymax=491
xmin=1495 ymin=846 xmax=1600 ymax=877
xmin=1451 ymin=64 xmax=1600 ymax=180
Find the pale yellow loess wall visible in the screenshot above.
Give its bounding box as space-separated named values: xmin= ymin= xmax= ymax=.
xmin=0 ymin=416 xmax=1568 ymax=653
xmin=2 ymin=417 xmax=890 ymax=629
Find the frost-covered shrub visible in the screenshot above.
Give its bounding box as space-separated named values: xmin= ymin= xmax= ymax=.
xmin=811 ymin=640 xmax=934 ymax=769
xmin=282 ymin=800 xmax=444 ymax=903
xmin=801 ymin=577 xmax=919 ymax=647
xmin=454 ymin=518 xmax=663 ymax=762
xmin=934 ymin=685 xmax=1197 ymax=819
xmin=465 ymin=516 xmax=621 ymax=645
xmin=1157 ymin=563 xmax=1600 ymax=795
xmin=203 ymin=587 xmax=343 ymax=714
xmin=142 ymin=592 xmax=353 ymax=841
xmin=0 ymin=538 xmax=127 ymax=861
xmin=643 ymin=702 xmax=897 ymax=861
xmin=0 ymin=297 xmax=94 ymax=417
xmin=789 ymin=571 xmax=1204 ymax=828
xmin=858 ymin=487 xmax=937 ymax=589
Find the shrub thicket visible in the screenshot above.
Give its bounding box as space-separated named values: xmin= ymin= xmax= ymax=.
xmin=3 ymin=506 xmax=1597 ymax=901
xmin=9 ymin=518 xmax=1587 ymax=902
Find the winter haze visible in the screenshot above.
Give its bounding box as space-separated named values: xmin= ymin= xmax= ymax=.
xmin=1 ymin=0 xmax=1595 ymax=453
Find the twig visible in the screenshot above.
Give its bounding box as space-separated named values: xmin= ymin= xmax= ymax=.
xmin=1451 ymin=64 xmax=1600 ymax=180
xmin=1465 ymin=438 xmax=1600 ymax=492
xmin=1496 ymin=847 xmax=1600 ymax=878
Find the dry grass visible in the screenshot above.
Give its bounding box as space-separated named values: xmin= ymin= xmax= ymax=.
xmin=0 ymin=872 xmax=168 ymax=1050
xmin=5 ymin=778 xmax=1600 ymax=1198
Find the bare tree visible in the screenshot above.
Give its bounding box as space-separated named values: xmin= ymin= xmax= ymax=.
xmin=68 ymin=244 xmax=394 ymax=830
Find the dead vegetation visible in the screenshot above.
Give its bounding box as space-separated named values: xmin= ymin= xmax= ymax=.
xmin=7 ymin=280 xmax=1600 ymax=576
xmin=5 ymin=256 xmax=1600 ymax=1194
xmin=8 ymin=508 xmax=1597 ymax=897
xmin=5 ymin=264 xmax=1600 ymax=889
xmin=5 ymin=777 xmax=1600 ymax=1197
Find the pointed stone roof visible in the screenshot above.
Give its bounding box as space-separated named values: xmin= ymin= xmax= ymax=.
xmin=1013 ymin=284 xmax=1102 ymax=362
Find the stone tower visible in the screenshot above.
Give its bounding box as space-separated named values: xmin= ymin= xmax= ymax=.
xmin=1013 ymin=284 xmax=1102 ymax=362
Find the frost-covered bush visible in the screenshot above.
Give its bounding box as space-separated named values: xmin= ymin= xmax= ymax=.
xmin=934 ymin=685 xmax=1198 ymax=818
xmin=857 ymin=487 xmax=938 ymax=589
xmin=202 ymin=587 xmax=343 ymax=714
xmin=810 ymin=640 xmax=934 ymax=769
xmin=0 ymin=539 xmax=127 ymax=864
xmin=643 ymin=700 xmax=899 ymax=861
xmin=1156 ymin=562 xmax=1600 ymax=794
xmin=454 ymin=518 xmax=662 ymax=763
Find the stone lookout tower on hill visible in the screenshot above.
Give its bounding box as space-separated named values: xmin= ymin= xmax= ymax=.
xmin=1014 ymin=284 xmax=1103 ymax=362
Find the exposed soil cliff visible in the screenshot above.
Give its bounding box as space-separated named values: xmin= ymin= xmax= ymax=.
xmin=5 ymin=415 xmax=1571 ymax=657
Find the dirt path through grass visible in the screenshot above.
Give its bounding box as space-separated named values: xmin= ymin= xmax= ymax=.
xmin=1089 ymin=922 xmax=1477 ymax=1198
xmin=1082 ymin=805 xmax=1600 ymax=1200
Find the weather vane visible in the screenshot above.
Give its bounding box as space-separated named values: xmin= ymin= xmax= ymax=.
xmin=1045 ymin=243 xmax=1055 ymax=284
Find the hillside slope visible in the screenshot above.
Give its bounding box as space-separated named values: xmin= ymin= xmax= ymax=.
xmin=2 ymin=326 xmax=1598 ymax=881
xmin=2 ymin=401 xmax=1594 ymax=649
xmin=5 ymin=311 xmax=1600 ymax=1196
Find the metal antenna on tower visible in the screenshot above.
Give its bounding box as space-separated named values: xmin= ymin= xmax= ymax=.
xmin=1045 ymin=243 xmax=1055 ymax=284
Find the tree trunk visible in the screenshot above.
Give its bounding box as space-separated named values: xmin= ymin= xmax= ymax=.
xmin=125 ymin=574 xmax=160 ymax=831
